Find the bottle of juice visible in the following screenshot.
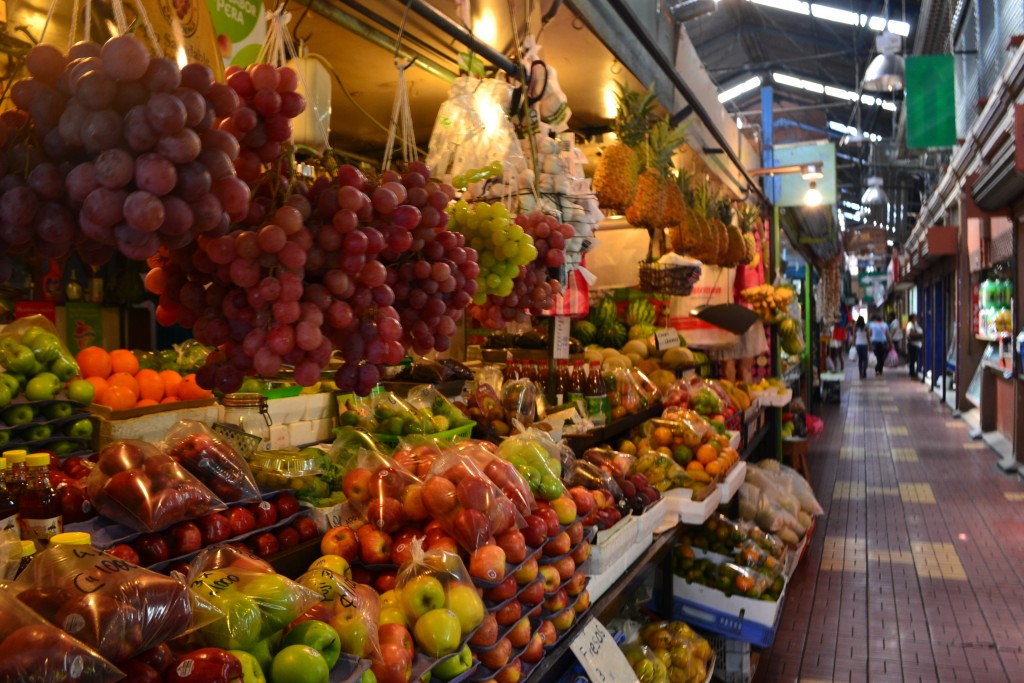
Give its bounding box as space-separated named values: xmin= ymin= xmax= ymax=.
xmin=554 ymin=360 xmax=569 ymax=405
xmin=49 ymin=532 xmax=91 ymax=546
xmin=586 ymin=360 xmax=607 ymax=427
xmin=503 ymin=359 xmax=518 ymax=383
xmin=3 ymin=450 xmax=28 ymax=501
xmin=567 ymin=360 xmax=586 ymax=406
xmin=537 ymin=360 xmax=550 ymax=392
xmin=18 ymin=453 xmax=62 ymax=546
xmin=0 ymin=457 xmax=19 ymax=538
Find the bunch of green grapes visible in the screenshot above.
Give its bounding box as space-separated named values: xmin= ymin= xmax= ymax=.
xmin=448 ymin=199 xmax=539 ymax=304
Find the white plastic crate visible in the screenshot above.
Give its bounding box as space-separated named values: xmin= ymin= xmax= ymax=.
xmin=717 ymin=462 xmax=746 ymax=502
xmin=585 ymin=516 xmax=638 ymax=574
xmin=665 ymin=487 xmax=722 ymax=525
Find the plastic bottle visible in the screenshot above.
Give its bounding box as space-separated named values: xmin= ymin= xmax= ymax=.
xmin=503 ymin=360 xmax=518 ymax=383
xmin=586 ymin=360 xmax=607 ymax=427
xmin=49 ymin=532 xmax=91 ymax=546
xmin=18 ymin=453 xmax=62 ymax=546
xmin=3 ymin=450 xmax=28 ymax=501
xmin=537 ymin=360 xmax=550 ymax=392
xmin=0 ymin=458 xmax=19 ymax=538
xmin=567 ymin=360 xmax=586 ymax=406
xmin=554 ymin=360 xmax=569 ymax=405
xmin=15 ymin=539 xmax=35 ymax=578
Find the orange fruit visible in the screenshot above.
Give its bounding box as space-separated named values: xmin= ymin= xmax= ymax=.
xmin=76 ymin=347 xmax=112 ymax=380
xmin=695 ymin=444 xmax=718 ymax=465
xmin=161 ymin=396 xmax=181 ymax=404
xmin=98 ymin=385 xmax=136 ymax=411
xmin=686 ymin=460 xmax=705 ymax=473
xmin=178 ymin=374 xmax=212 ymax=401
xmin=159 ymin=370 xmax=183 ymax=398
xmin=136 ymin=369 xmax=164 ymax=402
xmin=135 ymin=399 xmax=159 ymax=407
xmin=652 ymin=426 xmax=673 ymax=447
xmin=108 ymin=372 xmax=140 ymax=400
xmin=705 ymin=460 xmax=721 ymax=477
xmin=84 ymin=376 xmax=109 ymax=397
xmin=109 ymin=349 xmax=140 ymax=376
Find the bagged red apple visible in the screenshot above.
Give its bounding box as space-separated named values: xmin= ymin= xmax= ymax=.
xmin=0 ymin=590 xmax=124 ymax=682
xmin=391 ymin=435 xmax=446 ymax=480
xmin=184 ymin=544 xmax=320 ymax=652
xmin=12 ymin=541 xmax=219 ymax=662
xmin=294 ymin=566 xmax=381 ymax=658
xmin=162 ymin=420 xmax=261 ymax=503
xmin=394 ymin=538 xmax=484 ymax=658
xmin=447 ymin=439 xmax=536 ymax=516
xmin=421 ymin=450 xmax=525 ymax=551
xmin=341 ymin=444 xmax=422 ymax=535
xmin=86 ymin=440 xmax=226 ymax=532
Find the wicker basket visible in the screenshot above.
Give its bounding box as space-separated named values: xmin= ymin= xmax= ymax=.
xmin=638 ymin=260 xmax=702 ymax=296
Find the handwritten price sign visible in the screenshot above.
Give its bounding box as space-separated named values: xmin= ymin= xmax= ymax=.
xmin=569 ymin=618 xmax=638 ymax=683
xmin=554 ymin=316 xmax=571 ymax=359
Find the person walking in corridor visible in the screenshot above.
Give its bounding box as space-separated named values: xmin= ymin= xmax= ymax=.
xmin=854 ymin=316 xmax=869 ymax=379
xmin=869 ymin=314 xmax=892 ymax=377
xmin=905 ymin=313 xmax=923 ymax=380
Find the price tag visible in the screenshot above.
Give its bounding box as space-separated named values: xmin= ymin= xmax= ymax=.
xmin=655 ymin=328 xmax=681 ymax=350
xmin=569 ymin=618 xmax=638 ymax=683
xmin=553 ymin=316 xmax=571 ymax=359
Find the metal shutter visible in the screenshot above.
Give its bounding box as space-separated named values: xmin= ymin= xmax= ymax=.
xmin=978 ymin=0 xmax=1000 ymax=98
xmin=955 ymin=0 xmax=979 ymax=137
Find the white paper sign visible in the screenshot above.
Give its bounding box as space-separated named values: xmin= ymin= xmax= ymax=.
xmin=655 ymin=328 xmax=681 ymax=349
xmin=554 ymin=316 xmax=571 ymax=359
xmin=569 ymin=618 xmax=639 ymax=683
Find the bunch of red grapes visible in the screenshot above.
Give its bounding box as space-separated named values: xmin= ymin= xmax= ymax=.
xmin=0 ymin=35 xmax=247 ymax=281
xmin=468 ymin=211 xmax=569 ymax=329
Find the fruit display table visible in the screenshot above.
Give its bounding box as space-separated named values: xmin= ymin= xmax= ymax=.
xmin=564 ymin=402 xmax=663 ymax=456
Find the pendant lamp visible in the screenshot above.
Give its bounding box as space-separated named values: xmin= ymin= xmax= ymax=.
xmin=860 ymin=176 xmax=889 ymax=205
xmin=863 ymin=32 xmax=904 ymax=92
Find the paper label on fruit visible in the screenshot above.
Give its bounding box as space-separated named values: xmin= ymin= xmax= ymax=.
xmin=176 ymin=660 xmax=195 ymax=678
xmin=570 ymin=618 xmax=638 ymax=683
xmin=69 ymin=656 xmax=84 ymax=680
xmin=19 ymin=515 xmax=62 ymax=542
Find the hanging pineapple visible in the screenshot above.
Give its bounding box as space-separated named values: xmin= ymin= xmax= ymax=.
xmin=593 ymin=84 xmax=657 ymax=212
xmin=737 ymin=203 xmax=760 ymax=265
xmin=669 ymin=169 xmax=700 ymax=254
xmin=689 ymin=180 xmax=719 ymax=264
xmin=664 ymin=168 xmax=686 ymax=227
xmin=625 ymin=119 xmax=687 ymax=230
xmin=720 ymin=199 xmax=746 ymax=265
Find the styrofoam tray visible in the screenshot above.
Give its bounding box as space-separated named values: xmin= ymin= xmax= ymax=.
xmin=756 ymin=388 xmax=793 ymax=408
xmin=665 ymin=487 xmax=722 ymax=525
xmin=584 ymin=516 xmax=638 ymax=575
xmin=586 ymin=531 xmax=655 ymax=602
xmin=727 ymin=430 xmax=741 ymax=450
xmin=717 ymin=462 xmax=746 ymax=502
xmin=634 ymin=498 xmax=669 ymax=542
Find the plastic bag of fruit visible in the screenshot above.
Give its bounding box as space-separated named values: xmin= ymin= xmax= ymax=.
xmin=500 ymin=378 xmax=539 ymax=426
xmin=341 ymin=446 xmax=423 ymax=535
xmin=630 ymin=451 xmax=688 ymax=493
xmin=0 ymin=529 xmax=20 ymax=580
xmin=562 ymin=458 xmax=623 ymax=500
xmin=745 ymin=467 xmax=804 ymax=521
xmin=85 ymin=440 xmax=227 ymax=533
xmin=581 ymin=446 xmax=635 ymax=479
xmin=392 ymin=434 xmax=448 ymax=480
xmin=447 ymin=439 xmax=537 ymax=517
xmin=406 ymin=385 xmax=473 ymax=433
xmin=325 ymin=428 xmax=388 ymax=492
xmin=293 ymin=567 xmax=381 ymax=659
xmin=0 ymin=590 xmax=125 ymax=682
xmin=495 ymin=429 xmax=566 ymax=502
xmin=756 ymin=460 xmax=823 ymax=515
xmin=12 ymin=541 xmax=219 ymax=662
xmin=634 ymin=620 xmax=713 ymax=683
xmin=371 ymin=391 xmax=433 ymax=438
xmin=421 ymin=450 xmax=525 ymax=551
xmin=620 ymin=642 xmax=669 ymax=683
xmin=162 ymin=420 xmax=261 ymax=503
xmin=630 ymin=369 xmax=662 ymax=405
xmin=184 ymin=545 xmax=321 ymax=653
xmin=733 ymin=539 xmax=783 ymax=578
xmin=738 ymin=522 xmax=788 ymax=562
xmin=393 ymin=537 xmax=485 ymax=657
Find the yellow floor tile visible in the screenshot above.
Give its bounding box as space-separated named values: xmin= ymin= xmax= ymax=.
xmin=840 ymin=447 xmax=864 ymax=460
xmin=910 ymin=541 xmax=967 ymax=580
xmin=946 ymin=420 xmax=967 ymax=429
xmin=868 ymin=549 xmax=914 ymax=564
xmin=891 ymin=448 xmax=919 ymax=462
xmin=964 ymin=442 xmax=987 ymax=450
xmin=866 ymin=486 xmax=899 ymax=495
xmin=899 ymin=482 xmax=936 ymax=504
xmin=886 ymin=426 xmax=908 ymax=436
xmin=833 ymin=481 xmax=866 ymax=500
xmin=1004 ymin=492 xmax=1024 ymax=501
xmin=881 ymin=405 xmax=899 ymax=412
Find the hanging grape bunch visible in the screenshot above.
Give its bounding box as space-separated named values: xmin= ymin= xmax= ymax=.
xmin=0 ymin=35 xmax=246 ymax=282
xmin=463 ymin=211 xmax=568 ymax=329
xmin=448 ymin=199 xmax=538 ymax=299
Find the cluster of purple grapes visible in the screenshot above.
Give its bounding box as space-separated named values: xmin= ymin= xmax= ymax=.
xmin=0 ymin=36 xmax=248 ymax=281
xmin=468 ymin=212 xmax=570 ymax=329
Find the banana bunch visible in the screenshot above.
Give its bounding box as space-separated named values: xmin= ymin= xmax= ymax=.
xmin=741 ymin=284 xmax=794 ymax=324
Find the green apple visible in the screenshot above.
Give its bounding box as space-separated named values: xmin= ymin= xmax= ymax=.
xmin=431 ymin=644 xmax=473 ymax=680
xmin=67 ymin=379 xmax=95 ymax=405
xmin=329 ymin=604 xmax=370 ymax=657
xmin=26 ymin=332 xmax=60 ymax=363
xmin=49 ymin=355 xmax=79 ymax=383
xmin=191 ymin=569 xmax=244 ymax=599
xmin=2 ymin=405 xmax=35 ymax=426
xmin=65 ymin=418 xmax=93 ymax=439
xmin=0 ymin=383 xmax=10 ymax=409
xmin=240 ymin=574 xmax=309 ymax=633
xmin=444 ymin=584 xmax=484 ymax=633
xmin=201 ymin=592 xmax=264 ymax=650
xmin=0 ymin=373 xmax=18 ymax=396
xmin=245 ymin=631 xmax=282 ymax=672
xmin=23 ymin=424 xmax=52 ymax=442
xmin=43 ymin=402 xmax=74 ymax=420
xmin=229 ymin=650 xmax=267 ymax=683
xmin=378 ymin=606 xmax=407 ymax=627
xmin=0 ymin=342 xmax=36 ymax=375
xmin=360 ymin=671 xmax=376 ymax=683
xmin=18 ymin=326 xmax=46 ymax=346
xmin=25 ymin=373 xmax=60 ymax=401
xmin=281 ymin=620 xmax=341 ymax=669
xmin=400 ymin=575 xmax=446 ymax=622
xmin=413 ymin=608 xmax=461 ymax=657
xmin=270 ymin=645 xmax=329 ymax=683
xmin=51 ymin=440 xmax=76 ymax=456
xmin=307 ymin=554 xmax=352 ymax=580
xmin=379 ymin=590 xmax=402 ymax=610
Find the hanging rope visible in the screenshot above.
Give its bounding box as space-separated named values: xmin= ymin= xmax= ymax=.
xmin=129 ymin=0 xmax=162 ymax=55
xmin=38 ymin=0 xmax=58 ymax=44
xmin=382 ymin=59 xmax=417 ymax=170
xmin=68 ymin=0 xmax=81 ymax=49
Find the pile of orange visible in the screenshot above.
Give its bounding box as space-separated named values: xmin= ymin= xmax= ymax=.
xmin=685 ymin=433 xmax=740 ymax=478
xmin=76 ymin=347 xmax=212 ymax=412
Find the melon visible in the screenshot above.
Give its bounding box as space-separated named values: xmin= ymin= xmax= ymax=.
xmin=597 ymin=321 xmax=628 ymax=349
xmin=571 ymin=320 xmax=598 ymax=346
xmin=625 ymin=299 xmax=656 ymax=326
xmin=621 ymin=339 xmax=649 ymax=359
xmin=603 ymin=355 xmax=632 ymax=371
xmin=628 ymin=323 xmax=656 ymax=341
xmin=625 ymin=353 xmax=644 ymax=367
xmin=585 ymin=349 xmax=605 ymax=364
xmin=662 ymin=347 xmax=695 ymax=369
xmin=648 ymin=369 xmax=677 ymax=392
xmin=600 ymin=348 xmax=622 ymax=359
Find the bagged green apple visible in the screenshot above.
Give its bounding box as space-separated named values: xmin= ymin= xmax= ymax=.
xmin=0 ymin=590 xmax=124 ymax=682
xmin=394 ymin=538 xmax=484 ymax=657
xmin=406 ymin=385 xmax=473 ymax=433
xmin=446 ymin=439 xmax=536 ymax=517
xmin=293 ymin=567 xmax=381 ymax=659
xmin=185 ymin=545 xmax=320 ymax=653
xmin=162 ymin=421 xmax=261 ymax=503
xmin=341 ymin=443 xmax=423 ymax=535
xmin=421 ymin=450 xmax=525 ymax=551
xmin=85 ymin=440 xmax=226 ymax=532
xmin=0 ymin=315 xmax=80 ymax=397
xmin=370 ymin=391 xmax=433 ymax=438
xmin=12 ymin=541 xmax=219 ymax=662
xmin=495 ymin=430 xmax=567 ymax=502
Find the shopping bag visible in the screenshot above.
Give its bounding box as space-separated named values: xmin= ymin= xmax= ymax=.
xmin=848 ymin=346 xmax=857 ymax=362
xmin=885 ymin=347 xmax=900 ymax=367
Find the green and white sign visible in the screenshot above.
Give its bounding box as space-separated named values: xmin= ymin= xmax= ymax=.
xmin=206 ymin=0 xmax=266 ymax=68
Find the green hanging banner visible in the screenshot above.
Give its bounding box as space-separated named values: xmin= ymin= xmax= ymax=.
xmin=906 ymin=55 xmax=956 ymax=149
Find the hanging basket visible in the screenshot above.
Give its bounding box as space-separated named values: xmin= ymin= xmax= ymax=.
xmin=638 ymin=261 xmax=703 ymax=296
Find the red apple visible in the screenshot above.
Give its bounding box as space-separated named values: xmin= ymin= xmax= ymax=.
xmin=521 ymin=632 xmax=544 ymax=664
xmin=351 ymin=567 xmax=375 ymax=585
xmin=470 ymin=545 xmax=506 ymax=583
xmin=494 ymin=599 xmax=522 ymax=627
xmin=549 ymin=496 xmax=577 ymax=526
xmin=518 ymin=579 xmax=544 ymax=606
xmin=367 ymin=497 xmax=406 ymax=534
xmin=565 ymin=521 xmax=584 ymax=546
xmin=573 ymin=590 xmax=591 ymax=614
xmin=490 ymin=496 xmax=517 ymax=536
xmin=359 ymin=529 xmax=392 ymax=564
xmin=424 ymin=519 xmax=444 ymax=535
xmin=104 ymin=469 xmax=151 ymax=510
xmin=543 ymin=588 xmax=568 ymax=613
xmin=543 ymin=532 xmax=571 ymax=557
xmin=564 ymin=570 xmax=586 ymax=597
xmin=371 ymin=642 xmax=413 ymax=683
xmin=479 ymin=637 xmax=512 ymax=670
xmin=198 ymin=512 xmax=231 ymax=546
xmin=506 ymin=617 xmax=531 ymax=648
xmin=568 ymin=487 xmax=596 ymax=516
xmin=534 ymin=507 xmax=560 ymax=538
xmin=226 ymin=507 xmax=257 ymax=537
xmin=343 ymin=468 xmax=373 ymax=504
xmin=131 ymin=533 xmax=169 ymax=565
xmin=291 ymin=516 xmax=319 ymax=541
xmin=495 ymin=529 xmax=527 ymax=564
xmin=276 ymin=526 xmax=301 ymax=550
xmin=571 ymin=540 xmax=591 ymax=565
xmin=378 ymin=623 xmax=415 ymax=660
xmin=371 ymin=468 xmax=406 ymax=499
xmin=425 ymin=534 xmax=458 ymax=554
xmin=321 ymin=525 xmax=358 ymax=561
xmin=246 ymin=500 xmax=278 ymax=528
xmin=422 ymin=476 xmax=458 ymax=516
xmin=133 ymin=643 xmax=173 ymax=673
xmin=514 ymin=557 xmax=539 ymax=585
xmin=167 ymin=521 xmax=202 ymax=556
xmin=275 ymin=492 xmax=300 ymax=518
xmin=484 ymin=575 xmax=517 ymax=603
xmin=106 ymin=544 xmax=140 ymax=565
xmin=374 ymin=569 xmax=398 ymax=593
xmin=118 ymin=660 xmax=161 ymax=683
xmin=452 ymin=508 xmax=491 ymax=550
xmin=537 ymin=619 xmax=557 ymax=647
xmin=496 ymin=658 xmax=522 ymax=683
xmin=551 ymin=607 xmax=575 ymax=631
xmin=539 ymin=566 xmax=560 ymax=593
xmin=456 ymin=476 xmax=491 ymax=512
xmin=469 ymin=613 xmax=499 ymax=647
xmin=390 ymin=531 xmax=419 ymax=565
xmin=443 ymin=462 xmax=476 ymax=485
xmin=97 ymin=441 xmax=146 ymax=475
xmin=401 ymin=484 xmax=428 ymax=521
xmin=249 ymin=531 xmax=280 ymax=557
xmin=552 ymin=556 xmax=576 ymax=582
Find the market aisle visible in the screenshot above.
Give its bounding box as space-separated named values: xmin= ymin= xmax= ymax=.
xmin=752 ymin=372 xmax=1024 ymax=683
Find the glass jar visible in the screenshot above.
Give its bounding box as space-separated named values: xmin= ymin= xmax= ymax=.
xmin=222 ymin=392 xmax=272 ymax=452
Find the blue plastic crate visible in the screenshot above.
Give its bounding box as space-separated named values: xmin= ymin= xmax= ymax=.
xmin=650 ymin=589 xmax=784 ymax=649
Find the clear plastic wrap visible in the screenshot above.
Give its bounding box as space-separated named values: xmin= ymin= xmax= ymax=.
xmin=394 ymin=538 xmax=484 ymax=657
xmin=392 ymin=435 xmax=446 ymax=480
xmin=294 ymin=567 xmax=381 ymax=659
xmin=406 ymin=385 xmax=474 ymax=433
xmin=372 ymin=391 xmax=433 ymax=437
xmin=499 ymin=379 xmax=539 ymax=426
xmin=756 ymin=462 xmax=823 ymax=515
xmin=447 ymin=439 xmax=537 ymax=516
xmin=185 ymin=545 xmax=320 ymax=652
xmin=561 ymin=459 xmax=623 ymax=500
xmin=633 ymin=620 xmax=713 ymax=683
xmin=422 ymin=451 xmax=524 ymax=551
xmin=85 ymin=440 xmax=226 ymax=532
xmin=733 ymin=540 xmax=783 ymax=578
xmin=162 ymin=421 xmax=261 ymax=503
xmin=13 ymin=542 xmax=217 ymax=662
xmin=581 ymin=446 xmax=635 ymax=480
xmin=0 ymin=529 xmax=20 ymax=580
xmin=0 ymin=590 xmax=124 ymax=682
xmin=495 ymin=430 xmax=566 ymax=502
xmin=745 ymin=466 xmax=801 ymax=517
xmin=341 ymin=446 xmax=422 ymax=534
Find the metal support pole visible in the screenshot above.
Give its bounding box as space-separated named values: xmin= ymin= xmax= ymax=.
xmin=404 ymin=0 xmax=522 ymax=78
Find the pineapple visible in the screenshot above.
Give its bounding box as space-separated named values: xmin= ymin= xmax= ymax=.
xmin=625 ymin=119 xmax=687 ymax=230
xmin=689 ymin=180 xmax=718 ymax=264
xmin=737 ymin=204 xmax=760 ymax=265
xmin=593 ymin=84 xmax=656 ymax=212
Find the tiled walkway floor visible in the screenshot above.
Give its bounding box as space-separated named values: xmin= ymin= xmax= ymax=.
xmin=752 ymin=370 xmax=1024 ymax=683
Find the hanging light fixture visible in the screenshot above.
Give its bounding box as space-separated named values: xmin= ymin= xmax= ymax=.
xmin=863 ymin=47 xmax=905 ymax=92
xmin=861 ymin=176 xmax=889 ymax=205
